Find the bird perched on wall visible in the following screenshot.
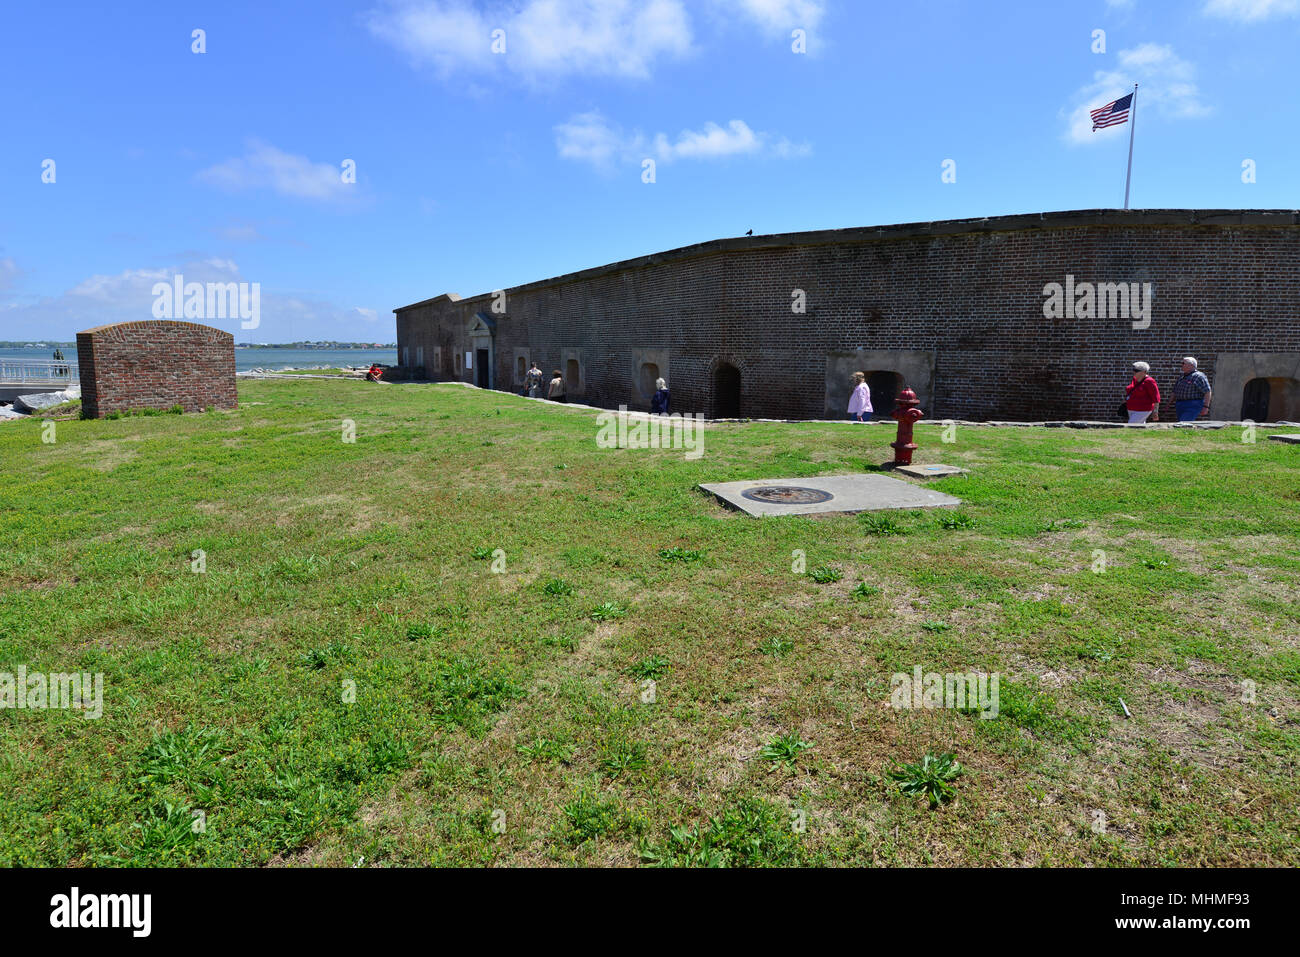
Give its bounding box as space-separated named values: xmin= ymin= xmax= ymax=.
xmin=745 ymin=229 xmax=753 ymax=236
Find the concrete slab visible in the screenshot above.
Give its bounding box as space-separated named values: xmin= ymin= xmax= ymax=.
xmin=699 ymin=473 xmax=961 ymax=517
xmin=893 ymin=463 xmax=968 ymax=479
xmin=1267 ymin=434 xmax=1300 ymax=444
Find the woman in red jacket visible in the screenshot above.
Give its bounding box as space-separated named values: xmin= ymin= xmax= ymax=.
xmin=1125 ymin=361 xmax=1160 ymax=424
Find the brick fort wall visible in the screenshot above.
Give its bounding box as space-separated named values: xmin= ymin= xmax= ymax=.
xmin=395 ymin=209 xmax=1300 ymax=422
xmin=77 ymin=320 xmax=237 ymax=418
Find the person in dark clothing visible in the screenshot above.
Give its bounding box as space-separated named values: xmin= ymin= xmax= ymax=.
xmin=650 ymin=377 xmax=670 ymax=414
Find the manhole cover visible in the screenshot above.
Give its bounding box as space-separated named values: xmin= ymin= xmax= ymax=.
xmin=741 ymin=486 xmax=834 ymax=505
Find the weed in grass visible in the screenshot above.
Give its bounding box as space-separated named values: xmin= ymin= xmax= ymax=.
xmin=640 ymin=798 xmax=800 ymax=867
xmin=470 ymin=547 xmax=494 ymax=561
xmin=137 ymin=724 xmax=225 ymax=789
xmin=851 ymin=583 xmax=882 ymax=599
xmin=861 ymin=514 xmax=905 ymax=536
xmin=328 ymin=729 xmax=413 ymax=784
xmin=406 ymin=622 xmax=446 ymax=641
xmin=599 ymin=739 xmax=648 ymax=779
xmin=562 ymin=793 xmax=620 ymax=844
xmin=542 ymin=578 xmax=574 ymax=597
xmin=130 ymin=802 xmax=200 ymax=862
xmin=542 ymin=634 xmax=578 ymax=652
xmin=300 ymin=640 xmax=353 ymax=670
xmin=758 ymin=636 xmax=794 ymax=658
xmin=808 ymin=565 xmax=843 ymax=584
xmin=920 ymin=621 xmax=951 ymax=633
xmin=889 ymin=752 xmax=964 ymax=808
xmin=274 ymin=554 xmax=327 ymax=583
xmin=937 ymin=512 xmax=976 ymax=530
xmin=227 ymin=658 xmax=268 ymax=680
xmin=659 ymin=546 xmax=705 ymax=563
xmin=626 ymin=655 xmax=670 ymax=680
xmin=427 ymin=659 xmax=523 ymax=735
xmin=1141 ymin=557 xmax=1171 ymax=569
xmin=759 ymin=732 xmax=812 ymax=768
xmin=590 ymin=601 xmax=626 ymax=622
xmin=517 ymin=737 xmax=575 ymax=764
xmin=436 ymin=602 xmax=470 ymax=623
xmin=563 ymin=547 xmax=602 ymax=568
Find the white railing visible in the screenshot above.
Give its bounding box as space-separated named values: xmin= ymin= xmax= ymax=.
xmin=0 ymin=358 xmax=78 ymax=384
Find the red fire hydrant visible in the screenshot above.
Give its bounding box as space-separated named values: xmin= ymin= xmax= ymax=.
xmin=890 ymin=388 xmax=924 ymax=466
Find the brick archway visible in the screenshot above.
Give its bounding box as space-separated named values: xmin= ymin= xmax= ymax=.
xmin=707 ymin=355 xmax=747 ymax=419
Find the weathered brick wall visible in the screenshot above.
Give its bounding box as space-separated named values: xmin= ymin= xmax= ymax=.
xmin=77 ymin=321 xmax=237 ymax=418
xmin=395 ymin=210 xmax=1300 ymax=421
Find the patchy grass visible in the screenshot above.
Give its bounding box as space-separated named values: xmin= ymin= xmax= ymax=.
xmin=1 ymin=378 xmax=1298 ymax=866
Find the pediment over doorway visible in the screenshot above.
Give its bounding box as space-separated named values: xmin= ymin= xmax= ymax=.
xmin=469 ymin=312 xmax=497 ymax=337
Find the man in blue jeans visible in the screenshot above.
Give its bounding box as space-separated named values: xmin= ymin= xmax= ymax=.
xmin=1171 ymin=357 xmax=1212 ymax=421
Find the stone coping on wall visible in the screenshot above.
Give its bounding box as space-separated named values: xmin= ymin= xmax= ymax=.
xmin=394 ymin=208 xmax=1300 ymax=312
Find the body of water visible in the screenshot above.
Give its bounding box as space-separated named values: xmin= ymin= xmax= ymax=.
xmin=0 ymin=346 xmax=398 ymax=374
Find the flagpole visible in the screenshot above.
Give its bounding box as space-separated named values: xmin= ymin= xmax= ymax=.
xmin=1123 ymin=83 xmax=1138 ymax=210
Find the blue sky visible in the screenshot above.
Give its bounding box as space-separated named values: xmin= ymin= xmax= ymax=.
xmin=2 ymin=0 xmax=1297 ymax=341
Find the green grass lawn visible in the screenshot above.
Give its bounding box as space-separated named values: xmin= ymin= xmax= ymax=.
xmin=2 ymin=379 xmax=1298 ymax=866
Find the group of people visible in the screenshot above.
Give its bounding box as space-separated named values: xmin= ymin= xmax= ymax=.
xmin=522 ymin=360 xmax=672 ymax=413
xmin=1123 ymin=357 xmax=1213 ymax=423
xmin=522 ymin=361 xmax=571 ymax=403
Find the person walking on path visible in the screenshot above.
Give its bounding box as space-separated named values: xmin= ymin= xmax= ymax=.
xmin=847 ymin=371 xmax=873 ymax=422
xmin=1125 ymin=361 xmax=1161 ymax=424
xmin=548 ymin=369 xmax=566 ymax=403
xmin=1172 ymin=356 xmax=1212 ymax=421
xmin=525 ymin=362 xmax=544 ymax=398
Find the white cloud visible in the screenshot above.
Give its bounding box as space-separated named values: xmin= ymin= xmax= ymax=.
xmin=0 ymin=259 xmax=380 ymax=341
xmin=366 ymin=0 xmax=694 ymax=81
xmin=1203 ymin=0 xmax=1300 ymax=21
xmin=556 ymin=111 xmax=810 ymax=168
xmin=555 ymin=111 xmax=634 ymax=165
xmin=197 ymin=140 xmax=352 ymax=202
xmin=1063 ymin=43 xmax=1209 ymax=145
xmin=722 ymin=0 xmax=825 ymax=34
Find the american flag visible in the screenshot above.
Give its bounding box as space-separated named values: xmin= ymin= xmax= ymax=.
xmin=1091 ymin=93 xmax=1133 ymax=131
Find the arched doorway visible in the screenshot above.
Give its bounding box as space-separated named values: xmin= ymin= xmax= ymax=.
xmin=867 ymin=371 xmax=903 ymax=417
xmin=638 ymin=362 xmax=660 ymax=402
xmin=1242 ymin=378 xmax=1270 ymax=422
xmin=1243 ymin=376 xmax=1300 ymax=422
xmin=714 ymin=362 xmax=741 ymax=418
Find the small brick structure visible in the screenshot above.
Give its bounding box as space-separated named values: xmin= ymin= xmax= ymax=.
xmin=76 ymin=320 xmax=237 ymax=418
